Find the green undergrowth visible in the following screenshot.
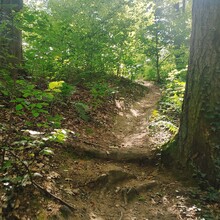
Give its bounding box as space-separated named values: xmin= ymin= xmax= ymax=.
xmin=148 ymin=68 xmax=186 ymax=141
xmin=72 ymin=71 xmax=148 ymax=99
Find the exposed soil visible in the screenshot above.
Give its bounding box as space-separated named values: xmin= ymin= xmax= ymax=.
xmin=1 ymin=81 xmax=220 ymax=219
xmin=112 ymin=81 xmax=161 ymax=151
xmin=68 ymin=81 xmax=162 ymax=162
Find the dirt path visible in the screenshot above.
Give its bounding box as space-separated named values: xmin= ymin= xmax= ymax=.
xmin=70 ymin=81 xmax=162 ymax=162
xmin=33 ymin=150 xmax=205 ymax=220
xmin=112 ymin=81 xmax=161 ymax=150
xmin=28 ymin=81 xmax=215 ymax=220
xmin=6 ymin=81 xmax=219 ymax=219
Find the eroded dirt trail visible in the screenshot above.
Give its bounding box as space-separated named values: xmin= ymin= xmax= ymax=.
xmin=29 ymin=81 xmax=210 ymax=220
xmin=10 ymin=81 xmax=218 ymax=219
xmin=35 ymin=150 xmax=203 ymax=220
xmin=113 ymin=81 xmax=161 ymax=150
xmin=71 ymin=81 xmax=162 ymax=162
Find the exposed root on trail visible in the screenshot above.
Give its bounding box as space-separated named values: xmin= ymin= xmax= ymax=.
xmin=67 ymin=81 xmax=162 ymax=163
xmin=67 ymin=141 xmax=160 ymax=164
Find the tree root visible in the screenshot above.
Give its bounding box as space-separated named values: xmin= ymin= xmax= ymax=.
xmin=68 ymin=140 xmax=159 ymax=164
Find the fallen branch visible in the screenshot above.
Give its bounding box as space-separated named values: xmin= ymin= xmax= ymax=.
xmin=33 ymin=181 xmax=76 ymax=211
xmin=8 ymin=150 xmax=76 ymax=211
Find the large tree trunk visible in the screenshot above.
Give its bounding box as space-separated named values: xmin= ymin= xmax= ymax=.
xmin=0 ymin=0 xmax=23 ymax=70
xmin=176 ymin=0 xmax=220 ymax=186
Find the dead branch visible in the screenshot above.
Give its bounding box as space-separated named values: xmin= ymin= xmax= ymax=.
xmin=8 ymin=150 xmax=76 ymax=211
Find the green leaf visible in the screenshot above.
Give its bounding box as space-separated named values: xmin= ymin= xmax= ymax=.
xmin=32 ymin=111 xmax=40 ymax=117
xmin=40 ymin=147 xmax=54 ymax=155
xmin=16 ymin=104 xmax=23 ymax=111
xmin=36 ymin=103 xmax=43 ymax=108
xmin=48 ymin=81 xmax=64 ymax=90
xmin=3 ymin=160 xmax=12 ymax=169
xmin=23 ymin=93 xmax=31 ymax=98
xmin=11 ymin=98 xmax=24 ymax=103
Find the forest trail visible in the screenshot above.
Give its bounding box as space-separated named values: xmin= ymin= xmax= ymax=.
xmin=70 ymin=81 xmax=163 ymax=162
xmin=21 ymin=81 xmax=209 ymax=220
xmin=5 ymin=81 xmax=218 ymax=219
xmin=113 ymin=81 xmax=161 ymax=151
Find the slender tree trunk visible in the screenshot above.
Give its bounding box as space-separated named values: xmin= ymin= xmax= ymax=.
xmin=155 ymin=49 xmax=160 ymax=82
xmin=182 ymin=0 xmax=186 ymax=13
xmin=175 ymin=0 xmax=220 ymax=187
xmin=154 ymin=13 xmax=160 ymax=82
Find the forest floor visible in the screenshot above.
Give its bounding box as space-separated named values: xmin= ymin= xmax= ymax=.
xmin=1 ymin=80 xmax=220 ymax=220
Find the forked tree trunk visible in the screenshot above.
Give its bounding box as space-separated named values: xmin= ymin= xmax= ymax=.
xmin=0 ymin=0 xmax=23 ymax=69
xmin=175 ymin=0 xmax=220 ymax=186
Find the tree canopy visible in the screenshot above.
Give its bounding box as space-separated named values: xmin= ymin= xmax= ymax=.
xmin=19 ymin=0 xmax=191 ymax=82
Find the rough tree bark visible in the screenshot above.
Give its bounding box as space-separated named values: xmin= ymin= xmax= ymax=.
xmin=0 ymin=0 xmax=23 ymax=69
xmin=182 ymin=0 xmax=186 ymax=13
xmin=168 ymin=0 xmax=220 ymax=187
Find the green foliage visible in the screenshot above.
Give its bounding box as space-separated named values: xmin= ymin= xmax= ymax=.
xmin=20 ymin=0 xmax=153 ymax=80
xmin=90 ymin=82 xmax=115 ymax=108
xmin=60 ymin=82 xmax=75 ymax=98
xmin=11 ymin=80 xmax=51 ymax=118
xmin=148 ymin=68 xmax=186 ymax=142
xmin=149 ymin=109 xmax=178 ymax=137
xmin=48 ymin=81 xmax=64 ymax=93
xmin=139 ymin=65 xmax=158 ymax=81
xmin=48 ymin=129 xmax=69 ymax=143
xmin=8 ymin=80 xmax=73 ymax=122
xmin=160 ymin=69 xmax=186 ymax=118
xmin=16 ymin=0 xmax=191 ymax=84
xmin=47 ymin=115 xmax=63 ymax=129
xmin=0 ymin=77 xmax=71 ymax=193
xmin=74 ymin=102 xmax=90 ymax=121
xmin=46 ymin=80 xmax=75 ymax=104
xmin=140 ymin=0 xmax=191 ymax=81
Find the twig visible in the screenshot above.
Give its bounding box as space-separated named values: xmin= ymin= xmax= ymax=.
xmin=9 ymin=151 xmax=34 ymax=182
xmin=33 ymin=181 xmax=76 ymax=211
xmin=119 ymin=211 xmax=124 ymax=220
xmin=8 ymin=150 xmax=76 ymax=211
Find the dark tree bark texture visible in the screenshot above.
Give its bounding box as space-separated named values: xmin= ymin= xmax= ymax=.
xmin=0 ymin=0 xmax=23 ymax=69
xmin=176 ymin=0 xmax=220 ymax=186
xmin=182 ymin=0 xmax=186 ymax=13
